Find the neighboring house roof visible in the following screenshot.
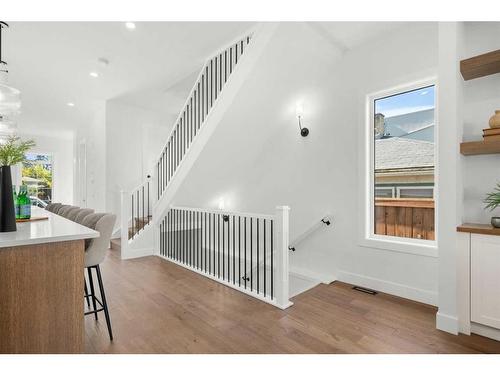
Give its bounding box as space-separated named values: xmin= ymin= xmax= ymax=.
xmin=375 ymin=137 xmax=434 ymax=171
xmin=399 ymin=124 xmax=434 ymax=141
xmin=384 ymin=108 xmax=434 ymax=142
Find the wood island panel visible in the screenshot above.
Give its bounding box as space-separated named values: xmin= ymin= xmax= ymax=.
xmin=0 ymin=240 xmax=84 ymax=353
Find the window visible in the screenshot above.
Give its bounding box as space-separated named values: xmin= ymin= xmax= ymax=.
xmin=22 ymin=153 xmax=53 ymax=207
xmin=371 ymin=84 xmax=436 ymax=242
xmin=375 ymin=186 xmax=395 ymax=198
xmin=397 ymin=186 xmax=434 ymax=199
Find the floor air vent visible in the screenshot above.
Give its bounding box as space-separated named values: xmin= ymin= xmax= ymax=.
xmin=352 ymin=286 xmax=378 ymax=295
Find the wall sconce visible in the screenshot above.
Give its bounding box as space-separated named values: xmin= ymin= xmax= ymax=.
xmin=295 ymin=103 xmax=309 ymax=137
xmin=219 ymin=198 xmax=229 ymax=222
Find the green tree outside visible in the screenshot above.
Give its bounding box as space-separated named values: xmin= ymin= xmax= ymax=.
xmin=21 ymin=155 xmax=53 ymax=202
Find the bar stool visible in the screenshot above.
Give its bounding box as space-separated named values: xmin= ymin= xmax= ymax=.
xmin=72 ymin=208 xmax=96 ymax=310
xmin=59 ymin=205 xmax=79 ymax=217
xmin=55 ymin=204 xmax=72 ymax=215
xmin=82 ymin=213 xmax=116 ymax=341
xmin=74 ymin=208 xmax=95 ymax=224
xmin=46 ymin=203 xmax=62 ymax=213
xmin=80 ymin=212 xmax=105 ymax=312
xmin=67 ymin=207 xmax=85 ymax=222
xmin=45 ymin=203 xmax=58 ymax=212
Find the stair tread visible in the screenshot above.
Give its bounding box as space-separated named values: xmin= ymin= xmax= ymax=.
xmin=110 ymin=238 xmax=121 ymax=251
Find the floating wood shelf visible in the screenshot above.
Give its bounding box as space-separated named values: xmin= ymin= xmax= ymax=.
xmin=460 ymin=49 xmax=500 ymax=81
xmin=457 ymin=223 xmax=500 ymax=236
xmin=460 ymin=140 xmax=500 ymax=155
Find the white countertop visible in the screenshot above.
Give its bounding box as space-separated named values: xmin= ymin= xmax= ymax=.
xmin=0 ymin=207 xmax=99 ymax=248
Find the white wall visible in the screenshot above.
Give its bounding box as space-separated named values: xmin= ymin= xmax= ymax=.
xmin=16 ymin=128 xmax=75 ymax=205
xmin=462 ymin=22 xmax=500 ymax=222
xmin=171 ymin=22 xmax=440 ymax=304
xmin=75 ymin=101 xmax=107 ymax=211
xmin=105 ymin=99 xmax=172 ymax=221
xmin=436 ymin=22 xmax=500 ymax=333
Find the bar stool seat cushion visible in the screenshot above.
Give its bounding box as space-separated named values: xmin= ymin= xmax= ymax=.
xmin=59 ymin=205 xmax=79 ymax=217
xmin=48 ymin=203 xmax=62 ymax=213
xmin=82 ymin=213 xmax=116 ymax=268
xmin=66 ymin=207 xmax=82 ymax=221
xmin=74 ymin=208 xmax=95 ymax=224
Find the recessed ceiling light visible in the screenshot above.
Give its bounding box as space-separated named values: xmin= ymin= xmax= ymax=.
xmin=89 ymin=71 xmax=99 ymax=78
xmin=67 ymin=102 xmax=75 ymax=107
xmin=125 ymin=22 xmax=136 ymax=30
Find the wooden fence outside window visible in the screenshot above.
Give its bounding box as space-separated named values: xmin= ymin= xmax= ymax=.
xmin=374 ymin=198 xmax=434 ymax=240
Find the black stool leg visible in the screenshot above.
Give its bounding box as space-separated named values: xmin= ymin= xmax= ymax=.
xmin=84 ymin=278 xmax=91 ymax=308
xmin=87 ymin=267 xmax=98 ymax=321
xmin=95 ymin=265 xmax=113 ymax=341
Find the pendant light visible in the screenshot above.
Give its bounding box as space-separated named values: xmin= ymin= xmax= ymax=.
xmin=0 ymin=22 xmax=21 ymax=132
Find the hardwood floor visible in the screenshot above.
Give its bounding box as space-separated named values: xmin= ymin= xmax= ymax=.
xmin=85 ymin=247 xmax=500 ymax=354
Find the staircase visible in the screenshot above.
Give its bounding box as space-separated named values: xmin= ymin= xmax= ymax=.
xmin=129 ymin=216 xmax=152 ymax=239
xmin=120 ymin=31 xmax=255 ymax=258
xmin=118 ymin=24 xmax=292 ymax=308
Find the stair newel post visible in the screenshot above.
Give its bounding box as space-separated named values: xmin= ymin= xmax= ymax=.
xmin=120 ymin=190 xmax=130 ymax=258
xmin=275 ymin=205 xmax=291 ymax=309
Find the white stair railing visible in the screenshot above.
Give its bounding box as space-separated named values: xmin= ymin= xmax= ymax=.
xmin=158 ymin=205 xmax=292 ymax=309
xmin=155 ymin=35 xmax=252 ymax=202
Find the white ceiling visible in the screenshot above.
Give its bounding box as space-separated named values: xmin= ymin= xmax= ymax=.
xmin=3 ymin=22 xmax=405 ymax=136
xmin=313 ymin=22 xmax=406 ymax=51
xmin=5 ymin=22 xmax=255 ymax=134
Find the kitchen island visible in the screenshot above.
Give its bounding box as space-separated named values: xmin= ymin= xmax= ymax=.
xmin=0 ymin=208 xmax=99 ymax=353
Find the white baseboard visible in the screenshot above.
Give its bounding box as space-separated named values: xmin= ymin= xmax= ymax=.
xmin=289 ymin=265 xmax=336 ymax=285
xmin=337 ymin=270 xmax=438 ymax=306
xmin=436 ymin=310 xmax=459 ymax=335
xmin=121 ymin=247 xmax=154 ymax=260
xmin=471 ymin=322 xmax=500 ymax=341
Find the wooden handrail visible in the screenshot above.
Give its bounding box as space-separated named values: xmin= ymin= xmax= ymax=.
xmin=375 ymin=198 xmax=434 ymax=209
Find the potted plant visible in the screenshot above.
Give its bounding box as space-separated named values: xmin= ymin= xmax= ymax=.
xmin=0 ymin=135 xmax=35 ymax=232
xmin=484 ymin=182 xmax=500 ymax=228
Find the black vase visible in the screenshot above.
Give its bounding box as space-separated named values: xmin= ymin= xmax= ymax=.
xmin=0 ymin=165 xmax=17 ymax=232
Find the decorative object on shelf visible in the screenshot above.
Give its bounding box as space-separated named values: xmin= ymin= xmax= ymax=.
xmin=491 ymin=217 xmax=500 ymax=228
xmin=488 ymin=110 xmax=500 ymax=129
xmin=0 ymin=135 xmax=35 ymax=232
xmin=483 ymin=182 xmax=500 ymax=228
xmin=482 ymin=126 xmax=500 ymax=143
xmin=0 ymin=22 xmax=21 ymax=134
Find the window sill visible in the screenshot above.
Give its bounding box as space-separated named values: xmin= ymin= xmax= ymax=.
xmin=359 ymin=235 xmax=438 ymax=258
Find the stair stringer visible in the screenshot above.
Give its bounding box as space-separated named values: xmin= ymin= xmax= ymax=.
xmin=121 ymin=222 xmax=155 ymax=259
xmin=152 ymin=23 xmax=279 ymax=231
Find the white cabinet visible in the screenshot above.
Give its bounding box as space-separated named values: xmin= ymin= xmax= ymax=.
xmin=471 ymin=234 xmax=500 ymax=330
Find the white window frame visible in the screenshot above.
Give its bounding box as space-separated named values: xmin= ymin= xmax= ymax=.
xmin=359 ymin=78 xmax=438 ymax=258
xmin=375 ymin=186 xmax=395 ymax=198
xmin=396 ymin=185 xmax=434 ymax=199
